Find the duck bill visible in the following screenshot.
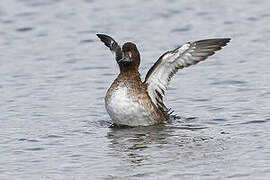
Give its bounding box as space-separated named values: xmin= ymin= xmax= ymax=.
xmin=118 ymin=53 xmax=132 ymax=63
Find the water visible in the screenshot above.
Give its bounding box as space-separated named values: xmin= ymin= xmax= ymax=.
xmin=1 ymin=0 xmax=270 ymax=179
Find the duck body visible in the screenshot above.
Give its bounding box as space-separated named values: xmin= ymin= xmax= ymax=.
xmin=105 ymin=71 xmax=167 ymax=126
xmin=97 ymin=34 xmax=230 ymax=127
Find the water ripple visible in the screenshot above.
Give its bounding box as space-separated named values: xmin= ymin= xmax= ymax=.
xmin=1 ymin=0 xmax=270 ymax=179
xmin=24 ymin=147 xmax=44 ymax=151
xmin=16 ymin=27 xmax=34 ymax=32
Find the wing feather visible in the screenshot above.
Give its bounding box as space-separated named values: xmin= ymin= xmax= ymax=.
xmin=96 ymin=34 xmax=122 ymax=61
xmin=144 ymin=38 xmax=231 ymax=111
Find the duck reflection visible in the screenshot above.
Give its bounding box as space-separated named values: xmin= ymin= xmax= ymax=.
xmin=106 ymin=118 xmax=209 ymax=167
xmin=106 ymin=124 xmax=171 ymax=166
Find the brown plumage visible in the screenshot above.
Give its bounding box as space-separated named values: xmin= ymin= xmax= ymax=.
xmin=104 ymin=43 xmax=168 ymax=126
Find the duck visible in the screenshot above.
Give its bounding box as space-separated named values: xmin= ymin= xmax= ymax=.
xmin=97 ymin=34 xmax=230 ymax=127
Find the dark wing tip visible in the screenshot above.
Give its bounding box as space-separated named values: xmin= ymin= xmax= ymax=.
xmin=217 ymin=38 xmax=231 ymax=45
xmin=195 ymin=38 xmax=231 ymax=50
xmin=216 ymin=38 xmax=231 ymax=49
xmin=96 ymin=33 xmax=108 ymax=39
xmin=96 ymin=33 xmax=102 ymax=37
xmin=212 ymin=38 xmax=231 ymax=48
xmin=220 ymin=38 xmax=231 ymax=46
xmin=96 ymin=33 xmax=115 ymax=48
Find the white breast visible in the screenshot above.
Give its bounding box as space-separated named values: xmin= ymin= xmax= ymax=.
xmin=105 ymin=86 xmax=156 ymax=126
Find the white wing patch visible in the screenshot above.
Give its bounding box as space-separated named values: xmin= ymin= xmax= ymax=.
xmin=144 ymin=38 xmax=231 ymax=111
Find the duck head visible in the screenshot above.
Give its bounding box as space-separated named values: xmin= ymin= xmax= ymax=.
xmin=118 ymin=42 xmax=140 ymax=72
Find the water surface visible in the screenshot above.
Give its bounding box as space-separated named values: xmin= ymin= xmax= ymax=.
xmin=1 ymin=0 xmax=270 ymax=179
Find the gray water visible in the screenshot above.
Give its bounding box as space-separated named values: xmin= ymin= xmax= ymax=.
xmin=1 ymin=0 xmax=270 ymax=179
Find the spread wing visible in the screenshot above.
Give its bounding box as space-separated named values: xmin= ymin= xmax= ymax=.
xmin=96 ymin=34 xmax=122 ymax=61
xmin=144 ymin=38 xmax=231 ymax=111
